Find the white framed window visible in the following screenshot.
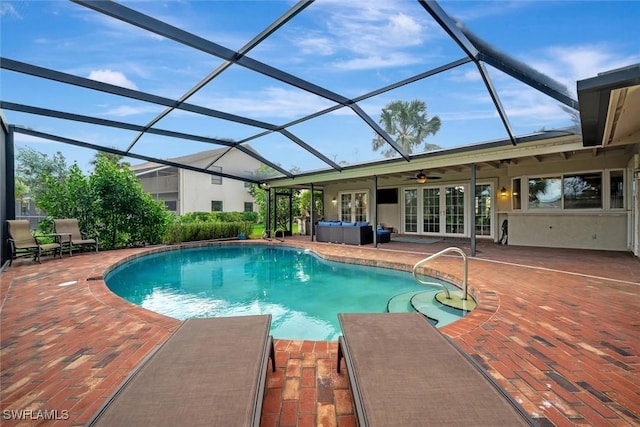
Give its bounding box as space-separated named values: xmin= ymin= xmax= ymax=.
xmin=521 ymin=169 xmax=623 ymax=211
xmin=210 ymin=165 xmax=222 ymax=185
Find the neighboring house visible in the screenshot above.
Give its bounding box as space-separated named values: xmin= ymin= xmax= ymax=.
xmin=15 ymin=195 xmax=46 ymax=229
xmin=131 ymin=147 xmax=260 ymax=215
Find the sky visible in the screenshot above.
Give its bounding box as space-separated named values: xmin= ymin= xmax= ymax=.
xmin=1 ymin=0 xmax=639 ymax=179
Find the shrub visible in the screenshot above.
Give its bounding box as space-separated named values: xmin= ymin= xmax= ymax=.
xmin=164 ymin=221 xmax=254 ymax=244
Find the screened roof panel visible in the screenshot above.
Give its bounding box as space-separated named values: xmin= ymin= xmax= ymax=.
xmin=239 ymin=131 xmax=331 ymax=176
xmin=187 ymin=64 xmax=338 ymax=124
xmin=131 ymin=133 xmax=233 ymax=162
xmin=2 ymin=0 xmax=637 ymax=183
xmin=247 ymin=1 xmax=471 ymax=98
xmin=118 ymin=0 xmax=295 ymax=53
xmin=482 ymin=65 xmax=579 ymax=136
xmin=150 ymin=109 xmax=270 ymax=144
xmin=357 ymin=61 xmax=511 ymax=152
xmin=1 ymin=2 xmax=223 ymax=99
xmin=285 ymin=107 xmax=391 ymax=167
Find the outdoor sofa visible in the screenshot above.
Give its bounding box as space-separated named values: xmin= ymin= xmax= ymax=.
xmin=316 ymin=221 xmax=373 ymax=245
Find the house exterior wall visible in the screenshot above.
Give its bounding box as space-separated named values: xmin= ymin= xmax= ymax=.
xmin=320 ymin=143 xmax=639 ymax=252
xmin=179 ymin=168 xmax=255 ymax=213
xmin=504 ymin=149 xmax=633 ymax=251
xmin=134 ymin=148 xmax=260 ymax=215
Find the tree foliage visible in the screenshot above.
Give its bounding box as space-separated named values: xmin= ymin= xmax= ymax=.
xmin=21 ymin=150 xmax=172 ymax=249
xmin=15 ymin=146 xmax=68 ymax=201
xmin=372 ymin=99 xmax=442 ymax=157
xmin=90 ymin=157 xmax=171 ymax=248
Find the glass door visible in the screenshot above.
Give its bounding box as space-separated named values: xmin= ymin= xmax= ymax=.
xmin=422 ymin=187 xmax=440 ymax=233
xmin=339 ymin=191 xmax=369 ymax=223
xmin=444 ymin=185 xmax=465 ymax=235
xmin=404 ymin=189 xmax=418 ymax=232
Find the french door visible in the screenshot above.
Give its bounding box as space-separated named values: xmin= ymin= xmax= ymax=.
xmin=403 ymin=185 xmax=467 ymax=236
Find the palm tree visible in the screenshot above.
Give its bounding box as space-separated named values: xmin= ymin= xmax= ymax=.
xmin=372 ymin=100 xmax=441 ymax=157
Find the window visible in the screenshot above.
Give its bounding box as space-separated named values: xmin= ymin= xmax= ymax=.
xmin=610 ymin=170 xmax=624 ymax=209
xmin=164 ymin=200 xmax=177 ymax=211
xmin=563 ymin=172 xmax=602 ymax=209
xmin=244 ymin=202 xmax=253 ymax=212
xmin=474 ymin=184 xmax=491 ymax=236
xmin=528 ymin=176 xmax=561 ymax=209
xmin=210 ymin=166 xmax=222 ymax=185
xmin=522 ymin=170 xmax=622 ymax=211
xmin=211 ymin=201 xmax=223 ymax=212
xmin=512 ymin=178 xmax=521 ymax=210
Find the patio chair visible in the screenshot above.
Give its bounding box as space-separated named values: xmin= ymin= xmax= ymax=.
xmin=53 ymin=218 xmax=98 ymax=255
xmin=88 ymin=315 xmax=276 ymax=427
xmin=6 ymin=219 xmax=62 ymax=266
xmin=337 ymin=313 xmax=534 ymax=426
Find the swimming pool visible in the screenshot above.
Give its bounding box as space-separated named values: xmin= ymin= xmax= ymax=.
xmin=105 ymin=245 xmax=466 ymax=340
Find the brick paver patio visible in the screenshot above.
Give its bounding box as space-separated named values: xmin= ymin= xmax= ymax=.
xmin=1 ymin=238 xmax=638 ymax=426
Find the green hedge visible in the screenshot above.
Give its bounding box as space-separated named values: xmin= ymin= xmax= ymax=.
xmin=164 ymin=221 xmax=254 ymax=244
xmin=178 ymin=211 xmax=258 ymax=224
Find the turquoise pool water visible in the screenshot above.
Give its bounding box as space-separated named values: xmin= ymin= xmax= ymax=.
xmin=105 ymin=245 xmax=464 ymax=340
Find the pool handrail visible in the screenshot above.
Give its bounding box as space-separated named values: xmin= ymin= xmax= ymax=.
xmin=412 ymin=247 xmax=468 ymax=301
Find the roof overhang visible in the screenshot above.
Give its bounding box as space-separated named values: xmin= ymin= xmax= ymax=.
xmin=578 ymin=64 xmax=640 ymax=147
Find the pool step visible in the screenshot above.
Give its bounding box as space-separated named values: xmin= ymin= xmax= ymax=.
xmin=387 ymin=289 xmax=472 ymax=327
xmin=411 ymin=291 xmax=471 ymax=326
xmin=386 ymin=291 xmax=420 ymax=313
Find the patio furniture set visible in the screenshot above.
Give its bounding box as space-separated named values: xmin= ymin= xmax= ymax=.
xmin=6 ymin=218 xmax=98 ymax=265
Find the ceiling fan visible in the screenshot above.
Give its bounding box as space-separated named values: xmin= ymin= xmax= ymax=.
xmin=406 ymin=170 xmax=441 ymax=184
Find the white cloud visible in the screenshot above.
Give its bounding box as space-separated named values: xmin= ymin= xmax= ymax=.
xmin=98 ymin=105 xmax=160 ymax=118
xmin=333 ymin=52 xmax=424 ymax=71
xmin=195 ymin=86 xmax=337 ymax=119
xmin=87 ymin=69 xmax=138 ymax=90
xmin=0 ymin=3 xmax=19 ymax=18
xmin=529 ymin=44 xmax=640 ymax=95
xmin=296 ymin=36 xmax=335 ymax=56
xmin=287 ymin=1 xmax=434 ymax=72
xmin=448 ymin=69 xmax=482 ymax=83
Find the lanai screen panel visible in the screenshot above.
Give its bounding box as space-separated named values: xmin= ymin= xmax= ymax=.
xmin=5 ymin=0 xmax=635 ymax=183
xmin=238 ymin=131 xmax=331 ymax=177
xmin=247 ymin=1 xmax=470 ymax=98
xmin=187 ymin=64 xmax=338 ymax=126
xmin=481 ymin=65 xmax=579 ymax=137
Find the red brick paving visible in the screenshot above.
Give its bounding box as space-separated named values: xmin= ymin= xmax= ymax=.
xmin=1 ymin=239 xmax=638 ymax=426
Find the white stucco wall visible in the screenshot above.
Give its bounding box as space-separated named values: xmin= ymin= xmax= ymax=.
xmin=508 ymin=212 xmax=628 ymax=250
xmin=320 ymin=143 xmax=639 ymax=252
xmin=180 ymin=169 xmax=255 ymax=213
xmin=178 ymin=149 xmax=259 ymax=213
